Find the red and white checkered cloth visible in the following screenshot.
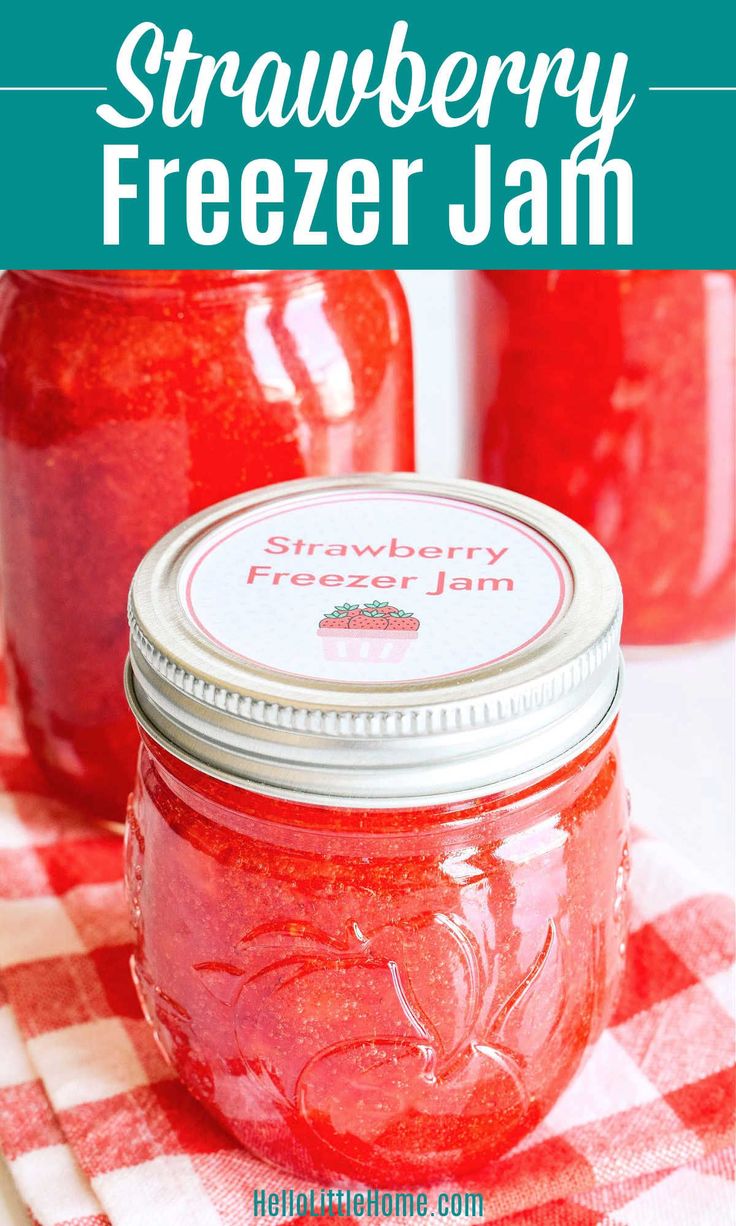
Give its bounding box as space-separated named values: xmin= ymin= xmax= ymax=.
xmin=0 ymin=676 xmax=733 ymax=1226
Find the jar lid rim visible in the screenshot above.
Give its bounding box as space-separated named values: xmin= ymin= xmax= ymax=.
xmin=126 ymin=474 xmax=623 ymax=806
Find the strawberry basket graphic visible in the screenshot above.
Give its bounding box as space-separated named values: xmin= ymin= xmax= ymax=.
xmin=317 ymin=601 xmax=421 ymax=663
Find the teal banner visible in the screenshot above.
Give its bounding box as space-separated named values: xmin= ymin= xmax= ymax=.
xmin=1 ymin=0 xmax=735 ymax=266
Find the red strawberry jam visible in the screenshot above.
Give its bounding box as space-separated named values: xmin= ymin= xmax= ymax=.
xmin=125 ymin=475 xmax=628 ymax=1186
xmin=129 ymin=724 xmax=627 ymax=1186
xmin=0 ymin=270 xmax=414 ymax=821
xmin=471 ymin=270 xmax=736 ymax=645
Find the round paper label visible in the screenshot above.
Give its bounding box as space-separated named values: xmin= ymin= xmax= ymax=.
xmin=179 ymin=490 xmax=573 ymax=685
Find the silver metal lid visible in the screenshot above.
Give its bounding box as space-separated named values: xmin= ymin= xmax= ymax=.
xmin=126 ymin=474 xmax=623 ymax=807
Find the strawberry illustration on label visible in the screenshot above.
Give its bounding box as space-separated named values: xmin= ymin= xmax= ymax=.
xmin=318 ymin=604 xmax=359 ymax=630
xmin=348 ymin=612 xmax=390 ymax=631
xmin=388 ymin=611 xmax=420 ymax=631
xmin=317 ymin=602 xmax=421 ymax=664
xmin=363 ymin=600 xmax=399 ymax=614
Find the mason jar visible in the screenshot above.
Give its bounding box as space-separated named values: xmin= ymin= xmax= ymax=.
xmin=470 ymin=269 xmax=736 ymax=646
xmin=0 ymin=270 xmax=413 ymax=820
xmin=125 ymin=473 xmax=628 ymax=1186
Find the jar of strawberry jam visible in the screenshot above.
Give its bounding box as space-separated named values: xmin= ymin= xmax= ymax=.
xmin=124 ymin=474 xmax=627 ymax=1186
xmin=471 ymin=270 xmax=736 ymax=645
xmin=0 ymin=270 xmax=413 ymax=821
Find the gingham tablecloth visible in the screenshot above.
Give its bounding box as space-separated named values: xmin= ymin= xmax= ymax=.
xmin=0 ymin=679 xmax=733 ymax=1226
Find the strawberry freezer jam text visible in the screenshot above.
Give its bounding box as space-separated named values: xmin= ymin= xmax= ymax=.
xmin=251 ymin=534 xmax=515 ymax=595
xmin=264 ymin=535 xmax=510 ymax=565
xmin=246 ymin=565 xmax=514 ymax=595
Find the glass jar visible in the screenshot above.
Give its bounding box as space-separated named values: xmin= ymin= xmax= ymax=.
xmin=0 ymin=270 xmax=413 ymax=820
xmin=470 ymin=270 xmax=736 ymax=646
xmin=125 ymin=473 xmax=628 ymax=1185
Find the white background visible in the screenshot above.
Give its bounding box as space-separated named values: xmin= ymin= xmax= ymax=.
xmin=400 ymin=270 xmax=735 ymax=895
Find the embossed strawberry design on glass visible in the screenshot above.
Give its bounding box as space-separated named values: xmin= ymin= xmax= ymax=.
xmin=128 ymin=728 xmax=628 ymax=1185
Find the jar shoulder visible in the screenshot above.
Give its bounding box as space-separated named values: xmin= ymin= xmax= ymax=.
xmin=0 ymin=269 xmax=413 ymax=435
